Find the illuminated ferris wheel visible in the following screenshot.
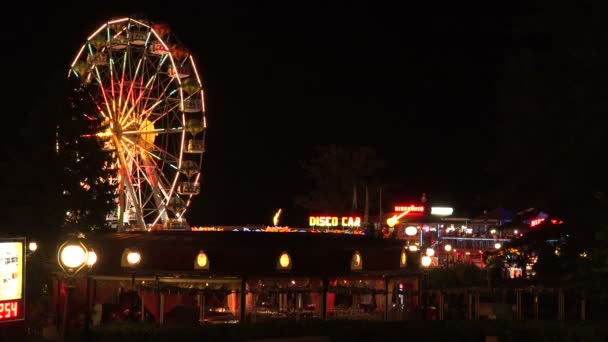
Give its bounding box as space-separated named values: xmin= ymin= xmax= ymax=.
xmin=68 ymin=17 xmax=206 ymax=230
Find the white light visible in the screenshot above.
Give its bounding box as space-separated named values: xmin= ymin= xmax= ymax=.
xmin=490 ymin=229 xmax=496 ymax=234
xmin=87 ymin=250 xmax=97 ymax=266
xmin=494 ymin=243 xmax=502 ymax=250
xmin=421 ymin=256 xmax=432 ymax=267
xmin=431 ymin=207 xmax=453 ymax=216
xmin=408 ymin=245 xmax=418 ymax=252
xmin=444 ymin=244 xmax=452 ymax=252
xmin=514 ymin=230 xmax=518 ymax=234
xmin=127 ymin=251 xmax=141 ymax=266
xmin=425 ymin=248 xmax=435 ymax=257
xmin=405 ymin=226 xmax=418 ymax=236
xmin=28 ymin=242 xmax=38 ymax=252
xmin=60 ymin=245 xmax=87 ymax=269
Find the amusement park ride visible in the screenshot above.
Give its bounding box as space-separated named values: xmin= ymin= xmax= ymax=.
xmin=68 ymin=17 xmax=206 ymax=231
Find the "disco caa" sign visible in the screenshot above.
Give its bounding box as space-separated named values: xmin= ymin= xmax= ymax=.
xmin=309 ymin=216 xmax=362 ymax=227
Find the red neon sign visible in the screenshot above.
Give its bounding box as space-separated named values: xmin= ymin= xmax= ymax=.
xmin=0 ymin=300 xmax=21 ymax=321
xmin=394 ymin=205 xmax=425 ymax=213
xmin=530 ymin=218 xmax=545 ymax=227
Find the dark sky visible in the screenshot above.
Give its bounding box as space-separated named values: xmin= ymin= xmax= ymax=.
xmin=6 ymin=1 xmax=521 ymax=227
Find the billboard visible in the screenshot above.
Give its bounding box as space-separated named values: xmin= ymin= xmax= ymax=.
xmin=0 ymin=238 xmax=25 ymax=322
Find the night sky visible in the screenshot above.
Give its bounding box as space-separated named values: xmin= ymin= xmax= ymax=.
xmin=6 ymin=1 xmax=521 ymax=227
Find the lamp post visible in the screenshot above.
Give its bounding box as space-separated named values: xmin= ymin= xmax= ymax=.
xmin=121 ymin=248 xmax=142 ymax=322
xmin=444 ymin=244 xmax=452 ymax=268
xmin=420 ymin=255 xmax=431 ymax=320
xmin=57 ymin=240 xmax=96 ymax=342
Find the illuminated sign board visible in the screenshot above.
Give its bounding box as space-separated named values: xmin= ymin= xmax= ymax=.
xmin=309 ymin=216 xmax=362 ymax=227
xmin=431 ymin=207 xmax=453 ymax=216
xmin=0 ymin=238 xmax=25 ymax=322
xmin=530 ymin=218 xmax=545 ymax=227
xmin=394 ymin=205 xmax=425 ymax=213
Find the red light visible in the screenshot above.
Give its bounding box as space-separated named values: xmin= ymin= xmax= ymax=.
xmin=0 ymin=301 xmax=19 ymax=321
xmin=395 ymin=205 xmax=425 ymax=213
xmin=530 ymin=218 xmax=545 ymax=227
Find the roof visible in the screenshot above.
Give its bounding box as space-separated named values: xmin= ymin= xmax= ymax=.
xmin=84 ymin=231 xmax=416 ymax=279
xmin=472 ymin=207 xmax=513 ymax=223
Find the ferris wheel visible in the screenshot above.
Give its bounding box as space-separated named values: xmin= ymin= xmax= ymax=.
xmin=68 ymin=17 xmax=206 ymax=230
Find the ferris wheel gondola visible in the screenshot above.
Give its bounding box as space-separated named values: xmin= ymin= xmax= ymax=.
xmin=68 ymin=17 xmax=206 ymax=231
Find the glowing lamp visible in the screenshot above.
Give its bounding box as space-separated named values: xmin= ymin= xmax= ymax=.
xmin=408 ymin=245 xmax=418 ymax=252
xmin=351 ymin=251 xmax=363 ymax=270
xmin=421 ymin=256 xmax=432 ymax=268
xmin=405 ymin=226 xmax=418 ymax=236
xmin=127 ymin=252 xmax=141 ymax=266
xmin=494 ymin=243 xmax=502 ymax=250
xmin=60 ymin=245 xmax=87 ymax=269
xmin=444 ymin=244 xmax=452 ymax=252
xmin=195 ymin=250 xmax=209 ymax=269
xmin=28 ymin=242 xmax=38 ymax=252
xmin=425 ymin=248 xmax=435 ymax=257
xmin=278 ymin=251 xmax=291 ymax=270
xmin=86 ymin=250 xmax=97 ymax=267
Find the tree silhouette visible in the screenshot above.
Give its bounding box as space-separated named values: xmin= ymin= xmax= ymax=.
xmin=295 ymin=144 xmax=385 ymax=216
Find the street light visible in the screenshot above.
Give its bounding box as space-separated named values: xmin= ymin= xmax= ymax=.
xmin=494 ymin=242 xmax=502 ymax=250
xmin=57 ymin=240 xmax=96 ymax=341
xmin=420 ymin=255 xmax=432 ymax=319
xmin=444 ymin=244 xmax=452 ymax=252
xmin=425 ymin=248 xmax=435 ymax=257
xmin=421 ymin=255 xmax=432 ymax=268
xmin=28 ymin=241 xmax=38 ymax=253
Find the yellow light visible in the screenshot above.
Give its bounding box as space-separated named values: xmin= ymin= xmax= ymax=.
xmin=273 ymin=208 xmax=282 ymax=227
xmin=197 ymin=252 xmax=208 ymax=268
xmin=87 ymin=250 xmax=97 ymax=267
xmin=490 ymin=229 xmax=497 ymax=234
xmin=139 ymin=120 xmax=157 ymax=146
xmin=60 ymin=245 xmax=87 ymax=269
xmin=408 ymin=245 xmax=418 ymax=252
xmin=387 ymin=216 xmax=398 ymax=228
xmin=425 ymin=248 xmax=435 ymax=257
xmin=444 ymin=244 xmax=452 ymax=252
xmin=421 ymin=256 xmax=432 ymax=267
xmin=127 ymin=251 xmax=141 ymax=266
xmin=400 ymin=251 xmax=407 ymax=266
xmin=279 ymin=252 xmax=290 ymax=268
xmin=494 ymin=243 xmax=502 ymax=250
xmin=352 ymin=252 xmax=361 ymax=268
xmin=28 ymin=242 xmax=38 ymax=252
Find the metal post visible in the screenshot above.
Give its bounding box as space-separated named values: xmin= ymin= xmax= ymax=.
xmin=240 ymin=278 xmax=247 ymax=323
xmin=159 ymin=293 xmax=165 ymax=325
xmin=438 ymin=291 xmax=444 ymax=320
xmin=516 ymin=290 xmax=522 ymax=320
xmin=321 ymin=278 xmax=328 ymax=320
xmin=533 ymin=291 xmax=539 ymax=320
xmin=84 ymin=277 xmax=91 ymax=337
xmin=467 ymin=291 xmax=472 ymax=320
xmin=383 ymin=276 xmax=389 ymax=321
xmin=474 ymin=290 xmax=480 ymax=320
xmin=580 ymin=291 xmax=586 ymax=321
xmin=60 ymin=279 xmax=74 ymax=342
xmin=296 ymin=292 xmax=302 ymax=321
xmin=558 ymin=288 xmax=565 ymax=320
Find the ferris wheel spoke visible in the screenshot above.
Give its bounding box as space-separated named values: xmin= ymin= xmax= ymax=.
xmin=120 ymin=139 xmax=172 ymax=218
xmin=122 ymin=136 xmax=181 ymax=170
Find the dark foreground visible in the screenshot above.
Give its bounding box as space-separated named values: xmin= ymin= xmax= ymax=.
xmin=26 ymin=319 xmax=608 ymax=342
